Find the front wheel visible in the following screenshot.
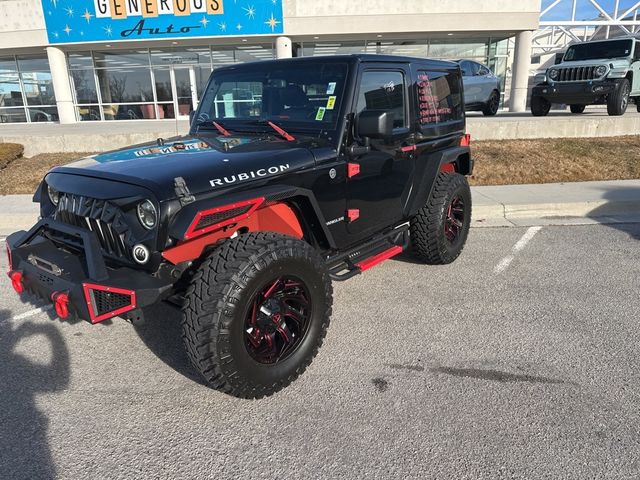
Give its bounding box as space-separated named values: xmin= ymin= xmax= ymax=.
xmin=531 ymin=95 xmax=551 ymax=116
xmin=570 ymin=104 xmax=586 ymax=114
xmin=482 ymin=91 xmax=500 ymax=116
xmin=410 ymin=173 xmax=472 ymax=265
xmin=182 ymin=232 xmax=332 ymax=399
xmin=607 ymin=79 xmax=630 ymax=116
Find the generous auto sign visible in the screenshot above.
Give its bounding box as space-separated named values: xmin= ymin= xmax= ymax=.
xmin=41 ymin=0 xmax=284 ymax=44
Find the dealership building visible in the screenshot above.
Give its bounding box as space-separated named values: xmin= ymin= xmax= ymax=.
xmin=0 ymin=0 xmax=540 ymax=124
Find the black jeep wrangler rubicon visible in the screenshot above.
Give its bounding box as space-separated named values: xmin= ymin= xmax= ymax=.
xmin=6 ymin=55 xmax=473 ymax=398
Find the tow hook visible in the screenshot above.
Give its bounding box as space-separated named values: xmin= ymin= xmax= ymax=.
xmin=51 ymin=291 xmax=70 ymax=319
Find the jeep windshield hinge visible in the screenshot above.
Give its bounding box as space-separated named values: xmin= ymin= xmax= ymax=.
xmin=174 ymin=177 xmax=195 ymax=206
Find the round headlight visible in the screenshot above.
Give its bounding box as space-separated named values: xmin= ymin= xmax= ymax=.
xmin=137 ymin=200 xmax=157 ymax=230
xmin=47 ymin=185 xmax=60 ymax=206
xmin=595 ymin=65 xmax=607 ymax=77
xmin=548 ymin=69 xmax=559 ymax=81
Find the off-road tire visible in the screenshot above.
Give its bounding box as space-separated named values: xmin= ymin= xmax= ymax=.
xmin=482 ymin=90 xmax=500 ymax=116
xmin=410 ymin=172 xmax=472 ymax=265
xmin=570 ymin=104 xmax=586 ymax=114
xmin=607 ymin=78 xmax=630 ymax=116
xmin=531 ymin=95 xmax=551 ymax=116
xmin=182 ymin=232 xmax=332 ymax=399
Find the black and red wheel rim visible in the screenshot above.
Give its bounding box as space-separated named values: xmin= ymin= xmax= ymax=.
xmin=444 ymin=195 xmax=465 ymax=245
xmin=244 ymin=276 xmax=312 ymax=365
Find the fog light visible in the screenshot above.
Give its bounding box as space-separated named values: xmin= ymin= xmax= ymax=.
xmin=9 ymin=270 xmax=24 ymax=294
xmin=51 ymin=291 xmax=70 ymax=319
xmin=593 ymin=85 xmax=605 ymax=92
xmin=132 ymin=244 xmax=150 ymax=264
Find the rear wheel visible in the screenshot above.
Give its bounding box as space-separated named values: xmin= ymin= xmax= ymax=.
xmin=607 ymin=78 xmax=630 ymax=116
xmin=570 ymin=104 xmax=586 ymax=114
xmin=531 ymin=95 xmax=551 ymax=116
xmin=182 ymin=232 xmax=332 ymax=399
xmin=410 ymin=172 xmax=472 ymax=265
xmin=482 ymin=91 xmax=500 ymax=116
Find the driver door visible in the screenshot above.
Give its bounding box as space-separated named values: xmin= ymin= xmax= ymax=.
xmin=346 ymin=66 xmax=415 ymax=241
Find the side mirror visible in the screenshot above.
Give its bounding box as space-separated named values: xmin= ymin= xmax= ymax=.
xmin=554 ymin=53 xmax=564 ymax=65
xmin=357 ymin=110 xmax=394 ymax=139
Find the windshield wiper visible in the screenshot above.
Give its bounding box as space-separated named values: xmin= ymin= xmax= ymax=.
xmin=193 ymin=120 xmax=232 ymax=136
xmin=245 ymin=120 xmax=295 ymax=142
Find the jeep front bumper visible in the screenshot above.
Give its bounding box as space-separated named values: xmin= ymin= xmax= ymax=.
xmin=533 ymin=81 xmax=617 ymax=104
xmin=6 ymin=219 xmax=173 ymax=323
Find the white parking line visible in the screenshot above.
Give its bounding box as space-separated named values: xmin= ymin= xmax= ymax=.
xmin=10 ymin=306 xmax=53 ymax=321
xmin=494 ymin=226 xmax=543 ymax=274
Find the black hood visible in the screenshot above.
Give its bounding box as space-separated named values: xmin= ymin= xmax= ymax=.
xmin=48 ymin=134 xmax=319 ymax=200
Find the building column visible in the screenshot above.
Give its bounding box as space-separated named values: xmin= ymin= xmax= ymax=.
xmin=509 ymin=30 xmax=533 ymax=113
xmin=275 ymin=36 xmax=293 ymax=59
xmin=46 ymin=46 xmax=76 ymax=124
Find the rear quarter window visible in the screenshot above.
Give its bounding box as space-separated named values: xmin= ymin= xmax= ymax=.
xmin=417 ymin=70 xmax=463 ymax=126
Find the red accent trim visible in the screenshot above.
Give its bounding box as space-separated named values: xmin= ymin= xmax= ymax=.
xmin=51 ymin=291 xmax=70 ymax=319
xmin=163 ymin=203 xmax=304 ymax=265
xmin=401 ymin=145 xmax=417 ymax=153
xmin=439 ymin=163 xmax=456 ymax=173
xmin=460 ymin=133 xmax=471 ymax=147
xmin=82 ymin=283 xmax=137 ymax=324
xmin=347 ymin=209 xmax=360 ymax=222
xmin=357 ymin=246 xmax=403 ymax=272
xmin=267 ymin=121 xmax=295 ymax=142
xmin=184 ymin=197 xmax=265 ymax=240
xmin=9 ymin=270 xmax=23 ymax=294
xmin=212 ymin=121 xmax=231 ymax=137
xmin=347 ymin=163 xmax=361 ymax=179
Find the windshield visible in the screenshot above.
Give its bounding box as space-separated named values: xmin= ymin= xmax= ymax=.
xmin=564 ymin=40 xmax=634 ymax=61
xmin=195 ymin=61 xmax=349 ymax=131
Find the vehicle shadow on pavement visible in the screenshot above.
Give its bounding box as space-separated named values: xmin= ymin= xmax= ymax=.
xmin=133 ymin=303 xmax=205 ymax=386
xmin=0 ymin=310 xmax=70 ymax=479
xmin=587 ymin=186 xmax=640 ymax=241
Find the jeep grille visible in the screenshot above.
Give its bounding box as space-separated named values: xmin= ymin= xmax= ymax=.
xmin=555 ymin=66 xmax=602 ymax=82
xmin=55 ymin=194 xmax=131 ymax=261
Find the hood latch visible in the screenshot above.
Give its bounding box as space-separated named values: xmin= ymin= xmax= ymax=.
xmin=174 ymin=177 xmax=195 ymax=206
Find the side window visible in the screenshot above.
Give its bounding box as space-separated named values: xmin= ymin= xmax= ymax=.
xmin=417 ymin=70 xmax=463 ymax=125
xmin=356 ymin=70 xmax=406 ymax=129
xmin=479 ymin=65 xmax=491 ymax=76
xmin=470 ymin=62 xmax=481 ymax=76
xmin=460 ymin=61 xmax=473 ymax=77
xmin=634 ymin=42 xmax=640 ymax=62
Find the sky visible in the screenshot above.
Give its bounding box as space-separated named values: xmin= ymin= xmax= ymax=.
xmin=542 ymin=0 xmax=640 ymax=20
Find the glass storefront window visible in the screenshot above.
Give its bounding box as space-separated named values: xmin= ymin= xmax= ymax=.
xmin=150 ymin=47 xmax=211 ymax=66
xmin=429 ymin=40 xmax=488 ymax=60
xmin=153 ymin=68 xmax=172 ymax=102
xmin=234 ymin=45 xmax=275 ymax=63
xmin=97 ymin=68 xmax=154 ymax=103
xmin=71 ymin=70 xmax=98 ymax=104
xmin=365 ymin=40 xmax=429 ymax=57
xmin=76 ymin=105 xmax=101 ymax=121
xmin=94 ymin=50 xmax=151 ymax=68
xmin=0 ymin=55 xmax=57 ymax=122
xmin=300 ymin=41 xmax=367 ymax=57
xmin=0 ymin=107 xmax=27 ymax=123
xmin=103 ymin=103 xmax=156 ymax=120
xmin=68 ymin=52 xmax=94 ymax=69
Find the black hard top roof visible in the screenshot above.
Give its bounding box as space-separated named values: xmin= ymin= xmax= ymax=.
xmin=215 ymin=54 xmax=459 ymax=72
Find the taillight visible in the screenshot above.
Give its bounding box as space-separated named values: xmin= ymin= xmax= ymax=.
xmin=9 ymin=270 xmax=24 ymax=294
xmin=460 ymin=133 xmax=471 ymax=147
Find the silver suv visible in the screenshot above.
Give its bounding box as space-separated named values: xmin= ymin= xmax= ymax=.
xmin=456 ymin=60 xmax=501 ymax=116
xmin=531 ymin=37 xmax=640 ymax=116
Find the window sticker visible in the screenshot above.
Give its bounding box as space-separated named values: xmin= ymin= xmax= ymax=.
xmin=326 ymin=96 xmax=337 ymax=110
xmin=326 ymin=82 xmax=337 ymax=95
xmin=315 ymin=107 xmax=326 ymax=121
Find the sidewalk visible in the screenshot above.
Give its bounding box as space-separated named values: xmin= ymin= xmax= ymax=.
xmin=1 ymin=180 xmax=639 ymax=236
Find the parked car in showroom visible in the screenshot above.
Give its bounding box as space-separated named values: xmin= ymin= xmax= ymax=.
xmin=531 ymin=37 xmax=640 ymax=116
xmin=455 ymin=59 xmax=501 ymax=116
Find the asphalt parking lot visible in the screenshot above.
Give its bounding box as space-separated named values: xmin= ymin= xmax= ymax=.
xmin=1 ymin=221 xmax=639 ymax=479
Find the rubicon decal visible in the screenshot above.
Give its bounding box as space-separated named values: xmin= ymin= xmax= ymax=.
xmin=209 ymin=164 xmax=290 ymax=187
